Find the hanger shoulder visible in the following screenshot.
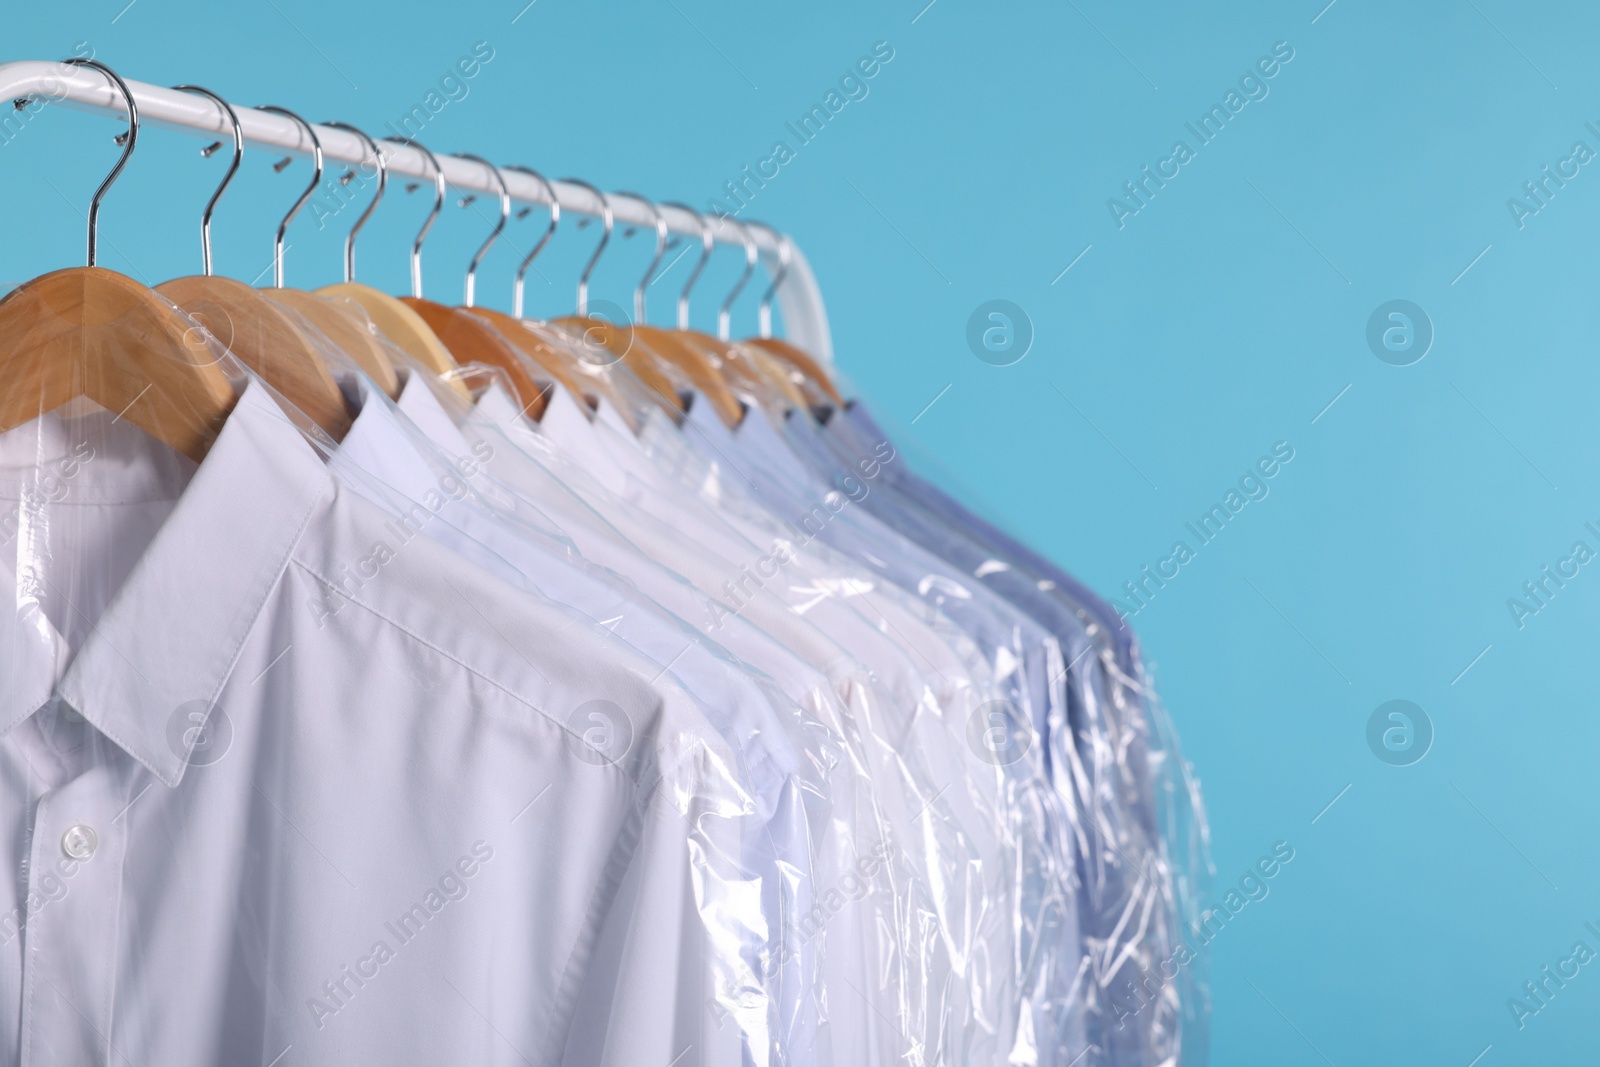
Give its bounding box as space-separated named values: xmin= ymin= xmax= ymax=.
xmin=317 ymin=282 xmax=461 ymax=384
xmin=400 ymin=298 xmax=552 ymax=417
xmin=549 ymin=315 xmax=685 ymax=420
xmin=469 ymin=307 xmax=596 ymax=409
xmin=158 ymin=275 xmax=351 ymax=440
xmin=728 ymin=340 xmax=811 ymax=412
xmin=744 ymin=337 xmax=845 ymax=406
xmin=632 ymin=326 xmax=745 ymax=427
xmin=266 ymin=288 xmax=400 ymax=399
xmin=0 ymin=267 xmax=236 ymax=461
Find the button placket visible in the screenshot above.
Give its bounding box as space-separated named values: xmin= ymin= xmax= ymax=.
xmin=19 ymin=763 xmax=132 ymax=1067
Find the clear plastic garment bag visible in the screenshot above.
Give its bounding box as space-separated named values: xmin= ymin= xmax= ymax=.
xmin=0 ymin=54 xmax=1210 ymax=1067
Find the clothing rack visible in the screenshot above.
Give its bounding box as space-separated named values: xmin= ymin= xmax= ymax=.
xmin=0 ymin=58 xmax=834 ymax=363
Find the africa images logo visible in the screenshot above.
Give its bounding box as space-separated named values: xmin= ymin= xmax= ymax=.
xmin=1365 ymin=699 xmax=1433 ymax=767
xmin=565 ymin=699 xmax=634 ymax=767
xmin=965 ymin=699 xmax=1033 ymax=766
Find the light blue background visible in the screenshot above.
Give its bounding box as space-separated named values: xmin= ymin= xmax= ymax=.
xmin=3 ymin=2 xmax=1597 ymax=1063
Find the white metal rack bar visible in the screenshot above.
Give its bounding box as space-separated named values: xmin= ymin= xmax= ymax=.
xmin=0 ymin=59 xmax=834 ymax=363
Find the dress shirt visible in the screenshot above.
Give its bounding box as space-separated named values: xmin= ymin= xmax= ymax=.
xmin=335 ymin=371 xmax=838 ymax=1066
xmin=785 ymin=406 xmax=1173 ymax=1066
xmin=0 ymin=378 xmax=751 ymax=1067
xmin=828 ymin=403 xmax=1204 ymax=1067
xmin=529 ymin=388 xmax=1057 ymax=1066
xmin=686 ymin=399 xmax=1063 ymax=746
xmin=470 ymin=382 xmax=970 ymax=1067
xmin=474 ymin=383 xmax=1033 ymax=1066
xmin=680 ymin=396 xmax=1093 ymax=1066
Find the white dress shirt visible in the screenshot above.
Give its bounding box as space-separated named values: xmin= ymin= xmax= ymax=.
xmin=334 ymin=371 xmax=849 ymax=1067
xmin=384 ymin=373 xmax=894 ymax=1066
xmin=0 ymin=379 xmax=752 ymax=1067
xmin=481 ymin=384 xmax=1032 ymax=1067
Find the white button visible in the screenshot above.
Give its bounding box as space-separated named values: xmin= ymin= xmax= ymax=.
xmin=62 ymin=824 xmax=97 ymax=861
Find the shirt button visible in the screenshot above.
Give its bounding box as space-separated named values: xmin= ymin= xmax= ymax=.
xmin=61 ymin=824 xmax=97 ymax=862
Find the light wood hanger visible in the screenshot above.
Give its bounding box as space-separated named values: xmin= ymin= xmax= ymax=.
xmin=469 ymin=306 xmax=590 ymax=407
xmin=267 ymin=288 xmax=399 ymax=398
xmin=745 ymin=336 xmax=843 ymax=407
xmin=306 ymin=122 xmax=460 ymax=391
xmin=494 ymin=164 xmax=637 ymax=419
xmin=644 ymin=205 xmax=808 ymax=419
xmin=159 ymin=275 xmax=350 ymax=438
xmin=740 ymin=221 xmax=844 ymax=408
xmin=318 ymin=280 xmax=460 ymax=381
xmin=263 ymin=120 xmax=398 ymax=399
xmin=400 ymin=152 xmax=552 ymax=417
xmin=0 ymin=61 xmax=236 ymax=462
xmin=607 ymin=193 xmax=745 ymax=426
xmin=544 ymin=181 xmax=692 ymax=422
xmin=155 ymin=96 xmax=350 ymax=439
xmin=354 ymin=137 xmax=538 ymax=409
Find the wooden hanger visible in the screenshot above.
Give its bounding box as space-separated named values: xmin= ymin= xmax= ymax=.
xmin=317 ymin=281 xmax=460 ymax=382
xmin=735 ymin=220 xmax=843 ymax=408
xmin=484 ymin=165 xmax=647 ymax=424
xmin=0 ymin=267 xmax=238 ymax=462
xmin=157 ymin=97 xmax=350 ymax=439
xmin=265 ymin=119 xmax=398 ymax=400
xmin=725 ymin=339 xmax=811 ymax=410
xmin=0 ymin=64 xmax=236 ymax=461
xmin=604 ymin=193 xmax=747 ymax=426
xmin=626 ymin=325 xmax=744 ymax=424
xmin=469 ymin=306 xmax=594 ymax=406
xmin=390 ymin=152 xmax=557 ymax=416
xmin=158 ymin=275 xmax=350 ymax=438
xmin=637 ymin=204 xmax=809 ymax=423
xmin=743 ymin=336 xmax=844 ymax=407
xmin=548 ymin=315 xmax=688 ymax=419
xmin=402 ymin=298 xmax=550 ymax=417
xmin=703 ymin=218 xmax=829 ymax=415
xmin=265 ymin=288 xmax=399 ymax=399
xmin=305 ymin=124 xmax=464 ymax=392
xmin=536 ymin=180 xmax=688 ymax=422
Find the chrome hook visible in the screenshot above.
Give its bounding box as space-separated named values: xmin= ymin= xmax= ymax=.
xmin=613 ymin=191 xmax=667 ymax=325
xmin=717 ymin=217 xmax=758 ymax=342
xmin=452 ymin=153 xmax=509 ymax=308
xmin=63 ymin=58 xmax=137 ymax=268
xmin=745 ymin=220 xmax=790 ymax=339
xmin=660 ymin=201 xmax=713 ymax=331
xmin=560 ymin=177 xmax=612 ymax=317
xmin=321 ymin=121 xmax=387 ymax=284
xmin=171 ymin=86 xmax=241 ymax=277
xmin=255 ymin=105 xmax=322 ymax=288
xmin=382 ymin=136 xmax=445 ymax=298
xmin=505 ymin=165 xmax=560 ymax=319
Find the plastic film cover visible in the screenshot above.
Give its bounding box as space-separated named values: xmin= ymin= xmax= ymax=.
xmin=0 ymin=278 xmax=770 ymax=1066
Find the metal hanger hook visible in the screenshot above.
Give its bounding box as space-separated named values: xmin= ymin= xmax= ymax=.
xmin=505 ymin=165 xmax=560 ymax=319
xmin=322 ymin=121 xmax=386 ymax=284
xmin=171 ymin=86 xmax=241 ymax=277
xmin=660 ymin=202 xmax=712 ymax=331
xmin=62 ymin=58 xmax=138 ymax=268
xmin=452 ymin=153 xmax=509 ymax=308
xmin=382 ymin=136 xmax=445 ymax=299
xmin=613 ymin=192 xmax=667 ymax=325
xmin=255 ymin=105 xmax=322 ymax=288
xmin=718 ymin=217 xmax=759 ymax=342
xmin=560 ymin=177 xmax=612 ymax=317
xmin=745 ymin=220 xmax=790 ymax=339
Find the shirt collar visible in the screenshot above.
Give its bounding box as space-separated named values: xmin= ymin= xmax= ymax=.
xmin=394 ymin=370 xmax=477 ymax=457
xmin=22 ymin=380 xmax=333 ymax=786
xmin=336 ymin=370 xmax=472 ymax=506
